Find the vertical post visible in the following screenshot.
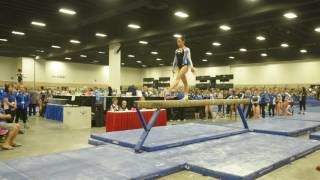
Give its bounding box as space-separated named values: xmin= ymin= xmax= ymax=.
xmin=136 ymin=109 xmax=147 ymax=131
xmin=134 ymin=108 xmax=161 ymax=153
xmin=108 ymin=43 xmax=121 ymax=94
xmin=237 ymin=105 xmax=249 ymax=129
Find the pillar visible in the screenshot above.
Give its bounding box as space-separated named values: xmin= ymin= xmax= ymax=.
xmin=108 ymin=43 xmax=121 ymax=93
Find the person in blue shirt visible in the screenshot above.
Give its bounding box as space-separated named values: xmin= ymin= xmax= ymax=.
xmin=191 ymin=89 xmax=203 ymax=119
xmin=0 ymin=87 xmax=4 ymax=107
xmin=268 ymin=90 xmax=276 ymax=117
xmin=260 ymin=89 xmax=269 ymax=118
xmin=15 ymin=84 xmax=30 ymax=129
xmin=2 ymin=84 xmax=17 ymax=123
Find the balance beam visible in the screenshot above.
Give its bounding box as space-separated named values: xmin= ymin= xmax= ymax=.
xmin=135 ymin=99 xmax=251 ymax=109
xmin=133 ymin=98 xmax=251 ymax=153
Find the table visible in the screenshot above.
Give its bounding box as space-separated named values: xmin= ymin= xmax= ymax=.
xmin=45 ymin=104 xmax=64 ymax=121
xmin=106 ymin=110 xmax=167 ymax=132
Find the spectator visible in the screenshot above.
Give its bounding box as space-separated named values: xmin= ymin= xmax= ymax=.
xmin=29 ymin=89 xmax=39 ymax=116
xmin=299 ymin=87 xmax=307 ymax=115
xmin=15 ymin=84 xmax=30 ymax=129
xmin=268 ymin=90 xmax=276 ymax=117
xmin=2 ymin=84 xmax=17 ymax=123
xmin=16 ymin=68 xmax=23 ymax=84
xmin=0 ymin=112 xmax=21 ymax=150
xmin=119 ymin=100 xmax=128 ymax=111
xmin=251 ymin=90 xmax=260 ymax=119
xmin=110 ymin=97 xmax=119 ymax=112
xmin=39 ymin=86 xmax=48 ymax=117
xmin=108 ymin=86 xmax=113 ymax=96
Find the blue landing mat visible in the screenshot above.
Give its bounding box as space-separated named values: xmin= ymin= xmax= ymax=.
xmin=225 ymin=119 xmax=320 ymax=136
xmin=267 ymin=112 xmax=320 ymax=122
xmin=88 ymin=138 xmax=106 ymax=146
xmin=91 ymin=123 xmax=248 ymax=151
xmin=310 ymin=131 xmax=320 ymax=140
xmin=3 ymin=133 xmax=320 ymax=180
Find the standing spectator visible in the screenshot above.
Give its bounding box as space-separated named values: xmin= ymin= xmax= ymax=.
xmin=2 ymin=84 xmax=17 ymax=123
xmin=251 ymin=91 xmax=260 ymax=119
xmin=39 ymin=86 xmax=48 ymax=117
xmin=15 ymin=85 xmax=30 ymax=129
xmin=299 ymin=87 xmax=307 ymax=115
xmin=268 ymin=90 xmax=276 ymax=117
xmin=275 ymin=92 xmax=283 ymax=116
xmin=108 ymin=86 xmax=113 ymax=96
xmin=28 ymin=89 xmax=39 ymax=116
xmin=260 ymin=89 xmax=269 ymax=118
xmin=16 ymin=69 xmax=23 ymax=84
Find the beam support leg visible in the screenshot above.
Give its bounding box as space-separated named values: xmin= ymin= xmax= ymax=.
xmin=237 ymin=105 xmax=249 ymax=129
xmin=134 ymin=108 xmax=161 ymax=153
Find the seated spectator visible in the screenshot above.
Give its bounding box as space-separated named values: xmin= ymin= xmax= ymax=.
xmin=119 ymin=100 xmax=128 ymax=111
xmin=0 ymin=113 xmax=21 ymax=150
xmin=110 ymin=97 xmax=119 ymax=111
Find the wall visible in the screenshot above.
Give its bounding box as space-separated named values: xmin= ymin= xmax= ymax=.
xmin=0 ymin=56 xmax=20 ymax=82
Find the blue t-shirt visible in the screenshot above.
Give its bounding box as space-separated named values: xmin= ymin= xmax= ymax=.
xmin=3 ymin=92 xmax=16 ymax=110
xmin=16 ymin=92 xmax=29 ymax=109
xmin=176 ymin=92 xmax=185 ymax=100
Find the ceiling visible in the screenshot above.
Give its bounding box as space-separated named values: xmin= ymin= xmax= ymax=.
xmin=1 ymin=0 xmax=320 ymax=67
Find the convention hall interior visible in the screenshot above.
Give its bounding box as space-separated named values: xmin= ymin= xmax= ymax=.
xmin=1 ymin=0 xmax=320 ymax=179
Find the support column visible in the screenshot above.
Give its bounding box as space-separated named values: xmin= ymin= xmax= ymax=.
xmin=108 ymin=43 xmax=121 ymax=94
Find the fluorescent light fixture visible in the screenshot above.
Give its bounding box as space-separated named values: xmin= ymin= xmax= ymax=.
xmin=173 ymin=34 xmax=182 ymax=38
xmin=281 ymin=43 xmax=289 ymax=48
xmin=256 ymin=36 xmax=266 ymax=41
xmin=121 ymin=63 xmax=125 ymax=65
xmin=261 ymin=53 xmax=268 ymax=57
xmin=229 ymin=56 xmax=235 ymax=59
xmin=206 ymin=52 xmax=213 ymax=56
xmin=36 ymin=50 xmax=45 ymax=53
xmin=212 ymin=42 xmax=221 ymax=46
xmin=95 ymin=33 xmax=107 ymax=37
xmin=300 ymin=49 xmax=308 ymax=53
xmin=0 ymin=39 xmax=8 ymax=42
xmin=136 ymin=61 xmax=142 ymax=63
xmin=31 ymin=21 xmax=46 ymax=27
xmin=98 ymin=51 xmax=105 ymax=54
xmin=151 ymin=51 xmax=158 ymax=55
xmin=70 ymin=39 xmax=81 ymax=44
xmin=239 ymin=48 xmax=247 ymax=52
xmin=128 ymin=54 xmax=135 ymax=58
xmin=139 ymin=40 xmax=148 ymax=44
xmin=283 ymin=12 xmax=297 ymax=19
xmin=80 ymin=54 xmax=87 ymax=58
xmin=159 ymin=64 xmax=164 ymax=66
xmin=174 ymin=11 xmax=189 ymax=18
xmin=202 ymin=59 xmax=208 ymax=62
xmin=156 ymin=58 xmax=163 ymax=61
xmin=219 ymin=25 xmax=231 ymax=31
xmin=128 ymin=24 xmax=141 ymax=29
xmin=35 ymin=56 xmax=40 ymax=60
xmin=59 ymin=8 xmax=76 ymax=15
xmin=92 ymin=60 xmax=99 ymax=63
xmin=142 ymin=65 xmax=147 ymax=67
xmin=51 ymin=45 xmax=61 ymax=49
xmin=12 ymin=31 xmax=25 ymax=36
xmin=65 ymin=57 xmax=72 ymax=60
xmin=314 ymin=27 xmax=320 ymax=32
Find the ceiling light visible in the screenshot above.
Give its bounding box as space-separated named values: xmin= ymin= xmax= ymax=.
xmin=151 ymin=51 xmax=158 ymax=55
xmin=65 ymin=57 xmax=72 ymax=60
xmin=95 ymin=33 xmax=107 ymax=38
xmin=0 ymin=39 xmax=8 ymax=42
xmin=300 ymin=49 xmax=308 ymax=53
xmin=136 ymin=61 xmax=142 ymax=63
xmin=239 ymin=48 xmax=247 ymax=52
xmin=281 ymin=43 xmax=289 ymax=48
xmin=173 ymin=34 xmax=182 ymax=38
xmin=70 ymin=39 xmax=81 ymax=44
xmin=36 ymin=50 xmax=45 ymax=53
xmin=283 ymin=12 xmax=297 ymax=19
xmin=128 ymin=54 xmax=135 ymax=58
xmin=314 ymin=27 xmax=320 ymax=32
xmin=121 ymin=63 xmax=125 ymax=65
xmin=12 ymin=31 xmax=25 ymax=36
xmin=98 ymin=51 xmax=105 ymax=54
xmin=92 ymin=60 xmax=99 ymax=63
xmin=59 ymin=8 xmax=76 ymax=15
xmin=35 ymin=56 xmax=40 ymax=60
xmin=229 ymin=56 xmax=235 ymax=59
xmin=261 ymin=53 xmax=268 ymax=57
xmin=256 ymin=36 xmax=266 ymax=41
xmin=202 ymin=59 xmax=208 ymax=62
xmin=174 ymin=11 xmax=189 ymax=18
xmin=128 ymin=24 xmax=141 ymax=29
xmin=31 ymin=21 xmax=46 ymax=27
xmin=219 ymin=25 xmax=231 ymax=31
xmin=212 ymin=42 xmax=221 ymax=46
xmin=142 ymin=65 xmax=147 ymax=67
xmin=51 ymin=45 xmax=61 ymax=49
xmin=206 ymin=52 xmax=213 ymax=56
xmin=156 ymin=58 xmax=163 ymax=61
xmin=159 ymin=64 xmax=164 ymax=66
xmin=80 ymin=54 xmax=87 ymax=58
xmin=139 ymin=40 xmax=148 ymax=44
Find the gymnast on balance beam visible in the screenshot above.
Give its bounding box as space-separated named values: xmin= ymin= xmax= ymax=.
xmin=167 ymin=37 xmax=195 ymax=100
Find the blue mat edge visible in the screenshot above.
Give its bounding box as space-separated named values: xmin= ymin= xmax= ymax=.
xmin=90 ymin=129 xmax=249 ymax=152
xmin=310 ymin=134 xmax=320 ymax=141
